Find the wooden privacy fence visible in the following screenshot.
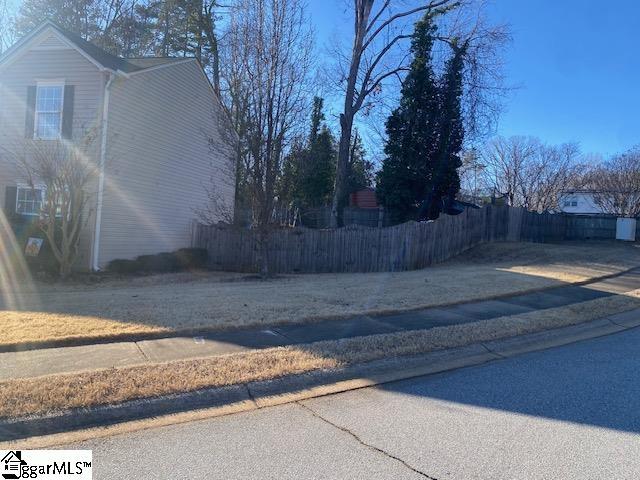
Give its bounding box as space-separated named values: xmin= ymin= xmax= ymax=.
xmin=193 ymin=206 xmax=571 ymax=274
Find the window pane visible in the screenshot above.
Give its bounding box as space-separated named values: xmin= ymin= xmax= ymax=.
xmin=35 ymin=85 xmax=63 ymax=139
xmin=16 ymin=188 xmax=43 ymax=215
xmin=36 ymin=86 xmax=62 ymax=112
xmin=37 ymin=112 xmax=61 ymax=139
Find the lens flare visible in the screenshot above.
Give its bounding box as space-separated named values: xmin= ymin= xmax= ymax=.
xmin=0 ymin=208 xmax=37 ymax=311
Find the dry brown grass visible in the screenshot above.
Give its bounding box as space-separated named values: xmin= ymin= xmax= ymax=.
xmin=0 ymin=313 xmax=168 ymax=347
xmin=2 ymin=241 xmax=639 ymax=347
xmin=2 ymin=289 xmax=639 ymax=420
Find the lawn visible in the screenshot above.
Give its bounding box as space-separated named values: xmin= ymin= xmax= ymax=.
xmin=2 ymin=289 xmax=640 ymax=420
xmin=2 ymin=241 xmax=640 ymax=348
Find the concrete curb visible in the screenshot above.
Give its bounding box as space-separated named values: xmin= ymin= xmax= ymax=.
xmin=2 ymin=311 xmax=639 ymax=449
xmin=3 ymin=266 xmax=638 ymax=353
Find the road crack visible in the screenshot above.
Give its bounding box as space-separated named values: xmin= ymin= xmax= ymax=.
xmin=297 ymin=401 xmax=438 ymax=479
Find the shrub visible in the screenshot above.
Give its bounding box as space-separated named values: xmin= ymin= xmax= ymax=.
xmin=107 ymin=248 xmax=209 ymax=274
xmin=107 ymin=259 xmax=140 ymax=274
xmin=136 ymin=252 xmax=180 ymax=273
xmin=175 ymin=248 xmax=208 ymax=269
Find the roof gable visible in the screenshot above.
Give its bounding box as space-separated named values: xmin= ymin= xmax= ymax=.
xmin=0 ymin=21 xmax=188 ymax=74
xmin=34 ymin=31 xmax=68 ymax=49
xmin=0 ymin=22 xmax=110 ymax=72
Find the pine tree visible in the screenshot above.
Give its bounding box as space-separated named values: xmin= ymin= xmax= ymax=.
xmin=376 ymin=15 xmax=440 ymax=223
xmin=302 ymin=125 xmax=336 ymax=207
xmin=418 ymin=41 xmax=467 ymax=220
xmin=277 ymin=137 xmax=305 ymax=205
xmin=347 ymin=130 xmax=374 ymax=194
xmin=376 ymin=14 xmax=467 ymax=223
xmin=308 ymin=96 xmax=324 ymax=144
xmin=277 ymin=97 xmax=336 ymax=208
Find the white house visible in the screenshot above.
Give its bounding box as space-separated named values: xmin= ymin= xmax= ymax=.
xmin=0 ymin=21 xmax=236 ymax=270
xmin=558 ymin=190 xmax=606 ymax=215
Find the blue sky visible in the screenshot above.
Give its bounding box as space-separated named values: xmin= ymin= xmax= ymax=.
xmin=309 ymin=0 xmax=640 ymax=157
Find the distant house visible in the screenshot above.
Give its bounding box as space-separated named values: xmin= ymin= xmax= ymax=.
xmin=0 ymin=21 xmax=235 ymax=270
xmin=558 ymin=190 xmax=606 ymax=215
xmin=349 ymin=187 xmax=379 ymax=209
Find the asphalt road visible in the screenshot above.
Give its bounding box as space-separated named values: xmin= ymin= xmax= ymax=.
xmin=73 ymin=327 xmax=640 ymax=479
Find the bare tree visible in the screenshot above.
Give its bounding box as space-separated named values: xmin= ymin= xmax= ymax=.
xmin=219 ymin=3 xmax=253 ymax=210
xmin=328 ymin=0 xmax=509 ymax=227
xmin=481 ymin=136 xmax=538 ymax=207
xmin=481 ymin=136 xmax=585 ymax=212
xmin=222 ymin=0 xmax=313 ymax=276
xmin=4 ymin=134 xmax=98 ymax=278
xmin=522 ymin=142 xmax=584 ymax=212
xmin=589 ymin=147 xmax=640 ymax=217
xmin=195 ymin=117 xmax=239 ymax=226
xmin=0 ymin=0 xmax=14 ymax=54
xmin=457 ymin=148 xmax=486 ymax=202
xmin=197 ymin=0 xmax=222 ymax=93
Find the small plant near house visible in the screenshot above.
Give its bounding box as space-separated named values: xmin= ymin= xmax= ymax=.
xmin=3 ymin=132 xmax=98 ymax=279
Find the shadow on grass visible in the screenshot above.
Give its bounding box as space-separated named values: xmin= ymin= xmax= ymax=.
xmin=2 ymin=247 xmax=640 ymax=352
xmin=2 ymin=269 xmax=640 ymax=442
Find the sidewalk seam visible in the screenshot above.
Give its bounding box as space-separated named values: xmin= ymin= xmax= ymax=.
xmin=607 ymin=319 xmax=628 ymax=329
xmin=245 ymin=385 xmax=259 ymax=408
xmin=134 ymin=343 xmax=151 ymax=363
xmin=3 ymin=317 xmax=637 ymax=448
xmin=479 ymin=343 xmax=507 ymax=359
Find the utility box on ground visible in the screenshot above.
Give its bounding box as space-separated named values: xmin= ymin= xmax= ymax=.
xmin=616 ymin=217 xmax=636 ymax=241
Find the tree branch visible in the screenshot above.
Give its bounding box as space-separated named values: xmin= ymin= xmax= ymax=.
xmin=362 ymin=0 xmax=458 ymax=52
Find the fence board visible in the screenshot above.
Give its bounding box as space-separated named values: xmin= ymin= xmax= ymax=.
xmin=193 ymin=207 xmax=628 ymax=274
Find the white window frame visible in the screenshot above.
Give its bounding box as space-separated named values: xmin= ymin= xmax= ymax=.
xmin=15 ymin=183 xmax=46 ymax=216
xmin=34 ymin=80 xmax=65 ymax=140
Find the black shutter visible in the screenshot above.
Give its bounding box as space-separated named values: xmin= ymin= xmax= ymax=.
xmin=4 ymin=186 xmax=17 ymax=217
xmin=24 ymin=86 xmax=36 ymax=139
xmin=62 ymin=85 xmax=75 ymax=140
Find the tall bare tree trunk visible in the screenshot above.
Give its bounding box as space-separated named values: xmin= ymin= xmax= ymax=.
xmin=330 ymin=0 xmax=372 ymax=228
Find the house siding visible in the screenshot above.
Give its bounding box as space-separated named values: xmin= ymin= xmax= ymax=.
xmin=35 ymin=32 xmax=68 ymax=49
xmin=96 ymin=60 xmax=235 ymax=266
xmin=559 ymin=192 xmax=605 ymax=215
xmin=0 ymin=40 xmax=105 ymax=269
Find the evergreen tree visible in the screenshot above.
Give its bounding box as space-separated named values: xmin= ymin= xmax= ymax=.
xmin=308 ymin=96 xmax=324 ymax=144
xmin=376 ymin=14 xmax=467 ymax=223
xmin=346 ymin=130 xmax=374 ymax=195
xmin=418 ymin=41 xmax=466 ymax=220
xmin=13 ymin=0 xmax=221 ymax=76
xmin=277 ymin=97 xmax=336 ymax=208
xmin=301 ymin=125 xmax=336 ymax=207
xmin=277 ymin=137 xmax=305 ymax=205
xmin=376 ymin=15 xmax=440 ymax=223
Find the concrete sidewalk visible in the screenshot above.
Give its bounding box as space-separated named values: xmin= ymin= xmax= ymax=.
xmin=70 ymin=326 xmax=640 ymax=480
xmin=3 ymin=269 xmax=640 ymax=381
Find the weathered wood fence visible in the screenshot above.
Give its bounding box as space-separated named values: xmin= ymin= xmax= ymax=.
xmin=193 ymin=206 xmax=577 ymax=274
